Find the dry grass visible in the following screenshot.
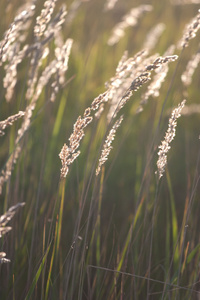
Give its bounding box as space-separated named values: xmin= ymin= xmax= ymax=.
xmin=0 ymin=0 xmax=200 ymax=299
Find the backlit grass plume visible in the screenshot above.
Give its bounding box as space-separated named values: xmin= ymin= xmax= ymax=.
xmin=156 ymin=100 xmax=186 ymax=179
xmin=96 ymin=115 xmax=123 ymax=176
xmin=177 ymin=9 xmax=200 ymax=49
xmin=59 ymin=92 xmax=108 ymax=178
xmin=0 ymin=1 xmax=72 ymax=194
xmin=59 ymin=54 xmax=177 ymax=178
xmin=107 ymin=5 xmax=152 ymax=46
xmin=0 ymin=111 xmax=25 ymax=136
xmin=181 ymin=47 xmax=200 ymax=86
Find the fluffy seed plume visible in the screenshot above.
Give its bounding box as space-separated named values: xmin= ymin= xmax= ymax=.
xmin=96 ymin=115 xmax=123 ymax=176
xmin=0 ymin=3 xmax=36 ymax=101
xmin=139 ymin=46 xmax=175 ymax=111
xmin=59 ymin=54 xmax=177 ymax=178
xmin=156 ymin=100 xmax=186 ymax=179
xmin=59 ymin=92 xmax=109 ymax=178
xmin=26 ymin=5 xmax=68 ymax=101
xmin=143 ymin=23 xmax=166 ymax=51
xmin=108 ymin=5 xmax=152 ymax=46
xmin=104 ymin=0 xmax=118 ymax=11
xmin=177 ymin=9 xmax=200 ymax=49
xmin=106 ymin=49 xmax=148 ymax=122
xmin=18 ymin=39 xmax=73 ymax=144
xmin=0 ymin=202 xmax=25 ymax=231
xmin=34 ymin=0 xmax=57 ymax=37
xmin=181 ymin=48 xmax=200 ymax=86
xmin=0 ymin=202 xmax=25 ymax=263
xmin=0 ymin=3 xmax=35 ymax=64
xmin=45 ymin=4 xmax=67 ymax=39
xmin=59 ymin=111 xmax=93 ymax=178
xmin=3 ymin=45 xmax=29 ymax=102
xmin=0 ymin=145 xmax=21 ymax=194
xmin=51 ymin=38 xmax=73 ymax=101
xmin=115 ymin=55 xmax=178 ymax=117
xmin=0 ymin=252 xmax=10 ymax=264
xmin=0 ymin=39 xmax=72 ymax=194
xmin=91 ymin=92 xmax=109 ymax=111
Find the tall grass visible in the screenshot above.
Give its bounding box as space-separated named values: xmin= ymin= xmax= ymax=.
xmin=0 ymin=0 xmax=200 ymax=299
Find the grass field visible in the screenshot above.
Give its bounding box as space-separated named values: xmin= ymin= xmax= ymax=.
xmin=0 ymin=0 xmax=200 ymax=299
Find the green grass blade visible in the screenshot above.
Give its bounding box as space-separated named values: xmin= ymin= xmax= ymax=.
xmin=166 ymin=169 xmax=179 ymax=267
xmin=25 ymin=242 xmax=51 ymax=300
xmin=187 ymin=243 xmax=200 ymax=264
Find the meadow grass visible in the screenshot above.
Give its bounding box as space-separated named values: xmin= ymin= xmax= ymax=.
xmin=0 ymin=0 xmax=200 ymax=299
